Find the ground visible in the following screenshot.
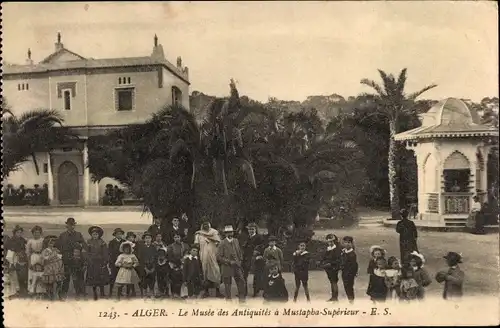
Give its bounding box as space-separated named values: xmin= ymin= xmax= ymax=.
xmin=3 ymin=209 xmax=498 ymax=300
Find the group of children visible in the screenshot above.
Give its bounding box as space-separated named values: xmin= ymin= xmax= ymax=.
xmin=3 ymin=221 xmax=465 ymax=303
xmin=262 ymin=233 xmax=464 ymax=303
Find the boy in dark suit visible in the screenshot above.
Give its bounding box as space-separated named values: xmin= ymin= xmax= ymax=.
xmin=108 ymin=228 xmax=125 ymax=296
xmin=263 ymin=263 xmax=288 ymax=303
xmin=183 ymin=245 xmax=203 ymax=298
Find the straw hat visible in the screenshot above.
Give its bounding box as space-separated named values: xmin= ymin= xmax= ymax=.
xmin=410 ymin=251 xmax=425 ymax=264
xmin=369 ymin=245 xmax=385 ymax=254
xmin=246 ymin=222 xmax=258 ymax=229
xmin=119 ymin=241 xmax=135 ymax=253
xmin=224 ymin=225 xmax=234 ymax=233
xmin=88 ymin=226 xmax=104 ymax=238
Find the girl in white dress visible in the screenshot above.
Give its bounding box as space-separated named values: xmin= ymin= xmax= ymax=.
xmin=115 ymin=241 xmax=140 ymax=299
xmin=27 ymin=226 xmax=45 ymax=296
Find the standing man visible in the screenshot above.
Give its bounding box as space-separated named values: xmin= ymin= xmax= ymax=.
xmin=55 ymin=217 xmax=86 ymax=299
xmin=396 ymin=209 xmax=418 ymax=264
xmin=217 ymin=225 xmax=246 ymax=302
xmin=471 ymin=196 xmax=486 ymax=234
xmin=148 ymin=217 xmax=164 ymax=239
xmin=108 ymin=228 xmax=125 ymax=296
xmin=164 ymin=217 xmax=185 ymax=245
xmin=180 ymin=213 xmax=193 ymax=245
xmin=241 ymin=222 xmax=266 ymax=297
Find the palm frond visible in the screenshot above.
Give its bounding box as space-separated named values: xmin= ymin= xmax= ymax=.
xmin=407 ymin=84 xmax=438 ymax=101
xmin=360 ymin=79 xmax=386 ymax=97
xmin=396 ymin=68 xmax=408 ymax=94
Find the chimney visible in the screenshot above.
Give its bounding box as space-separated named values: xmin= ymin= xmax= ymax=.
xmin=26 ymin=48 xmax=33 ymax=65
xmin=177 ymin=56 xmax=182 ymax=69
xmin=55 ymin=32 xmax=64 ymax=52
xmin=150 ymin=34 xmax=165 ymax=61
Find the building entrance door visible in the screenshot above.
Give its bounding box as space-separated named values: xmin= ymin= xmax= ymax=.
xmin=58 ymin=161 xmax=79 ymax=205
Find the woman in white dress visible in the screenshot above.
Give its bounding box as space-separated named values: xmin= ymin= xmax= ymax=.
xmin=27 ymin=226 xmax=45 ymax=296
xmin=194 ymin=220 xmax=223 ymax=298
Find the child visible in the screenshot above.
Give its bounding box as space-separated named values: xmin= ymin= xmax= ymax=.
xmin=183 ymin=245 xmax=203 ymax=298
xmin=27 ymin=226 xmax=44 ymax=297
xmin=367 ymin=245 xmax=386 ymax=275
xmin=126 ymin=231 xmax=137 ymax=244
xmin=399 ymin=265 xmax=419 ymax=302
xmin=3 ymin=253 xmax=20 ymax=299
xmin=138 ymin=232 xmax=157 ymax=298
xmin=69 ymin=247 xmax=87 ymax=300
xmin=263 ymin=264 xmax=289 ymax=303
xmin=29 ymin=263 xmax=46 ymax=300
xmin=292 ymin=240 xmax=310 ymax=302
xmin=340 ymin=236 xmax=358 ymax=303
xmin=85 ymin=226 xmax=110 ymax=300
xmin=436 ymin=252 xmax=464 ymax=301
xmin=169 ymin=259 xmax=184 ymax=298
xmin=409 ymin=251 xmax=431 ymax=300
xmin=263 ymin=236 xmax=284 ymax=273
xmin=156 ymin=248 xmax=170 ymax=298
xmin=384 ymin=256 xmax=401 ymax=301
xmin=8 ymin=225 xmax=29 ymax=296
xmin=153 ymin=233 xmax=166 ymax=251
xmin=41 ymin=235 xmax=65 ymax=301
xmin=321 ymin=234 xmax=342 ymax=302
xmin=366 ymin=258 xmax=388 ymax=303
xmin=115 ymin=241 xmax=140 ymax=299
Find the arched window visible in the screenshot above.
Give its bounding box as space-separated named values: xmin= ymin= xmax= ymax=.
xmin=172 ymin=86 xmax=182 ymax=106
xmin=443 ymin=151 xmax=470 ymax=192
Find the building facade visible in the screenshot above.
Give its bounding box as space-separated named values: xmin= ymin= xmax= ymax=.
xmin=3 ymin=33 xmax=190 ymax=206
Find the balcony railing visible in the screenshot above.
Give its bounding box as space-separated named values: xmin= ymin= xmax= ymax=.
xmin=444 ymin=193 xmax=471 ymax=214
xmin=427 ymin=193 xmax=439 ymax=213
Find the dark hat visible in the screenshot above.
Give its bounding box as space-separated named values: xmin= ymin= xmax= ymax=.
xmin=268 ymin=235 xmax=277 ymax=242
xmin=246 ymin=222 xmax=258 ymax=229
xmin=113 ymin=228 xmax=125 ymax=236
xmin=326 ymin=234 xmax=338 ymax=242
xmin=31 ymin=225 xmax=43 ymax=234
xmin=88 ymin=226 xmax=104 ymax=238
xmin=190 ymin=244 xmax=200 ymax=250
xmin=12 ymin=225 xmax=24 ymax=234
xmin=65 ymin=217 xmax=77 ymax=225
xmin=443 ymin=252 xmax=462 ymax=263
xmin=142 ymin=231 xmax=153 ymax=240
xmin=126 ymin=231 xmax=136 ymax=239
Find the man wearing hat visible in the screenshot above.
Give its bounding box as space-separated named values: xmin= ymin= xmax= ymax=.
xmin=55 ymin=217 xmax=86 ymax=299
xmin=137 ymin=231 xmax=157 ymax=297
xmin=436 ymin=252 xmax=464 ymax=300
xmin=108 ymin=228 xmax=125 ymax=296
xmin=217 ymin=225 xmax=246 ymax=301
xmin=241 ymin=222 xmax=266 ymax=297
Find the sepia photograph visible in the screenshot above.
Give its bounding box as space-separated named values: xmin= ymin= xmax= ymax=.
xmin=1 ymin=1 xmax=499 ymax=327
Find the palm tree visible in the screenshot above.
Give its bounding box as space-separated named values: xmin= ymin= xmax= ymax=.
xmin=2 ymin=108 xmax=76 ymax=177
xmin=360 ymin=68 xmax=437 ymax=219
xmin=248 ymin=107 xmax=366 ymax=236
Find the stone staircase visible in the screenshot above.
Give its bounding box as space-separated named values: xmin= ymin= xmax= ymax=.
xmin=443 ymin=217 xmax=468 ymax=227
xmin=358 ymin=215 xmax=386 ymax=227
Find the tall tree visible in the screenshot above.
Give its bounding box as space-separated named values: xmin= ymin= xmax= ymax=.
xmin=360 ymin=69 xmax=437 ymax=219
xmin=2 ymin=107 xmax=76 ymax=177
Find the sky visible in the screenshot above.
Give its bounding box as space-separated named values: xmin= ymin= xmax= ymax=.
xmin=2 ymin=1 xmax=498 ymax=102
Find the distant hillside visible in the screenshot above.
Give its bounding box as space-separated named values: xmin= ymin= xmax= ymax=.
xmin=189 ymin=91 xmax=355 ymax=122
